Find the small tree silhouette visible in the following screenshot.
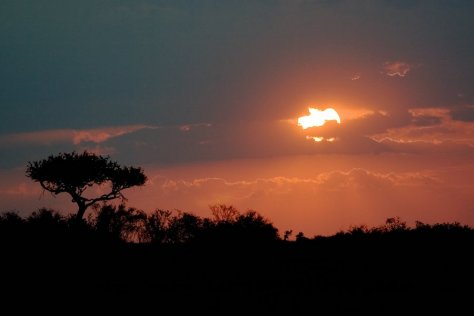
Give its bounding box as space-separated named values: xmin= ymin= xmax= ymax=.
xmin=93 ymin=204 xmax=147 ymax=242
xmin=379 ymin=217 xmax=407 ymax=233
xmin=167 ymin=211 xmax=203 ymax=243
xmin=209 ymin=204 xmax=239 ymax=223
xmin=26 ymin=151 xmax=147 ymax=220
xmin=144 ymin=209 xmax=173 ymax=244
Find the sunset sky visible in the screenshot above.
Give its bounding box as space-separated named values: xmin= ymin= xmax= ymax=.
xmin=1 ymin=0 xmax=473 ymax=236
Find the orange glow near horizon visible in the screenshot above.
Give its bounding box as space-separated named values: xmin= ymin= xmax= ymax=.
xmin=298 ymin=107 xmax=341 ymax=129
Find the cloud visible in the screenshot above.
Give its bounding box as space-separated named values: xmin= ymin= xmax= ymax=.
xmin=135 ymin=168 xmax=443 ymax=217
xmin=0 ymin=107 xmax=470 ymax=170
xmin=95 ymin=108 xmax=453 ymax=166
xmin=72 ymin=125 xmax=157 ymax=144
xmin=105 ymin=117 xmax=395 ymax=167
xmin=158 ymin=169 xmax=440 ymax=195
xmin=153 ymin=168 xmax=442 ymax=212
xmin=179 ymin=123 xmax=212 ymax=133
xmin=372 ymin=107 xmax=474 ymax=146
xmin=351 ymin=74 xmax=361 ymax=81
xmin=408 ymin=108 xmax=446 ymax=127
xmin=0 ymin=125 xmax=160 ymax=169
xmin=383 ymin=61 xmax=412 ymax=77
xmin=450 ymin=104 xmax=474 ymax=122
xmin=0 ymin=125 xmax=157 ymax=146
xmin=122 ymin=165 xmax=472 ymax=236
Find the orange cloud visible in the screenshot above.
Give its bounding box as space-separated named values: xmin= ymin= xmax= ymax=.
xmin=158 ymin=169 xmax=440 ymax=197
xmin=372 ymin=108 xmax=474 ymax=146
xmin=351 ymin=74 xmax=361 ymax=81
xmin=123 ymin=164 xmax=459 ymax=236
xmin=383 ymin=61 xmax=412 ymax=77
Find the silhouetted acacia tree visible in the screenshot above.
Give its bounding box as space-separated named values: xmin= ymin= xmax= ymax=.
xmin=26 ymin=151 xmax=147 ymax=220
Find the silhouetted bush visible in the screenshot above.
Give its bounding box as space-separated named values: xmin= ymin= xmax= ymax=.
xmin=193 ymin=207 xmax=280 ymax=247
xmin=166 ymin=211 xmax=206 ymax=244
xmin=0 ymin=211 xmax=25 ymax=241
xmin=92 ymin=204 xmax=147 ymax=243
xmin=143 ymin=209 xmax=173 ymax=244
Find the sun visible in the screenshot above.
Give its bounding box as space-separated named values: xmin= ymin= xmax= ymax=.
xmin=298 ymin=107 xmax=341 ymax=129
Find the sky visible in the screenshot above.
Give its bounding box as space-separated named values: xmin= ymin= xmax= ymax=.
xmin=1 ymin=0 xmax=474 ymax=236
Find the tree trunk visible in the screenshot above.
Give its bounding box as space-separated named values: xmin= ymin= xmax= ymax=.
xmin=76 ymin=203 xmax=87 ymax=221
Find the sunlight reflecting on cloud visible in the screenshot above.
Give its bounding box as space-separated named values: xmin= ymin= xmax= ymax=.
xmin=383 ymin=61 xmax=412 ymax=77
xmin=372 ymin=108 xmax=474 ymax=146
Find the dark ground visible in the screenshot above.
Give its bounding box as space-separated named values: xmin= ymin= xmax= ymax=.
xmin=2 ymin=228 xmax=473 ymax=315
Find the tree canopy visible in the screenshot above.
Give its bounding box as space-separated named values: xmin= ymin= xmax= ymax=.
xmin=26 ymin=151 xmax=147 ymax=220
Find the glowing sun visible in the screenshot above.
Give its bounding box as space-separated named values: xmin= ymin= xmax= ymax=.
xmin=298 ymin=107 xmax=341 ymax=129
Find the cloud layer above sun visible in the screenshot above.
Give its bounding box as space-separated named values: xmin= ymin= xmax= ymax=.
xmin=2 ymin=104 xmax=472 ymax=168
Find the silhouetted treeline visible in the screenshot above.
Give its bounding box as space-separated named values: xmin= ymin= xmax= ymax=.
xmin=0 ymin=204 xmax=279 ymax=246
xmin=2 ymin=205 xmax=472 ymax=245
xmin=2 ymin=206 xmax=474 ymax=314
